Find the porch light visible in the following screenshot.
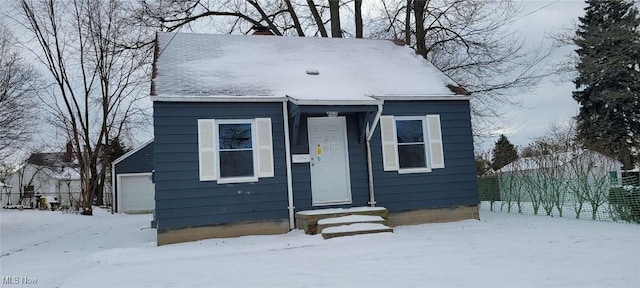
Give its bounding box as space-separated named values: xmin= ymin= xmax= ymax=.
xmin=326 ymin=111 xmax=338 ymax=117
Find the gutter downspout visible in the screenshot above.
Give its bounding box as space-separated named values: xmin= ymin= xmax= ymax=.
xmin=282 ymin=101 xmax=295 ymax=229
xmin=111 ymin=161 xmax=116 ymax=214
xmin=366 ymin=103 xmax=384 ymax=206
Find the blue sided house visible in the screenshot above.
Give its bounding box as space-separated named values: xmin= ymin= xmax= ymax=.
xmin=151 ymin=32 xmax=479 ymax=245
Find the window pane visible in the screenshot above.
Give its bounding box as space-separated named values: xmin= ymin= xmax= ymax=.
xmin=396 ymin=120 xmax=424 ymax=143
xmin=219 ymin=124 xmax=252 ymax=149
xmin=219 ymin=150 xmax=254 ymax=177
xmin=398 ymin=144 xmax=426 ymax=168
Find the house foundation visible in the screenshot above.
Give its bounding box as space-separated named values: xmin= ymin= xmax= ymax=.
xmin=157 ymin=219 xmax=290 ymax=246
xmin=387 ymin=205 xmax=480 ymax=226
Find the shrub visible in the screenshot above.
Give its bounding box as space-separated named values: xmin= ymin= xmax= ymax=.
xmin=478 ymin=176 xmax=500 ymax=201
xmin=608 ymin=185 xmax=640 ymax=224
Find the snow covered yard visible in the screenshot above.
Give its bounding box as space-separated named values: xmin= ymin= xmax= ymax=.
xmin=1 ymin=208 xmax=638 ymax=288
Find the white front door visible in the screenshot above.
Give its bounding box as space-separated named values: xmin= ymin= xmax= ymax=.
xmin=307 ymin=117 xmax=352 ymax=206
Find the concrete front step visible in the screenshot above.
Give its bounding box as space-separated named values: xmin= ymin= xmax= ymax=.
xmin=321 ymin=223 xmax=394 ymax=239
xmin=295 ymin=207 xmax=389 ymax=235
xmin=317 ymin=215 xmax=386 ymax=233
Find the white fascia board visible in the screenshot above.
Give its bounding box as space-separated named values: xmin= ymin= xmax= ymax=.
xmin=113 ymin=139 xmax=154 ymax=166
xmin=288 ymin=97 xmax=383 ymax=106
xmin=152 ymin=95 xmax=288 ymax=103
xmin=372 ymin=95 xmax=473 ymax=101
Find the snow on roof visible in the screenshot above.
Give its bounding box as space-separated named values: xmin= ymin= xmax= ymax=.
xmin=152 ymin=33 xmax=467 ymax=104
xmin=42 ymin=166 xmax=81 ymax=181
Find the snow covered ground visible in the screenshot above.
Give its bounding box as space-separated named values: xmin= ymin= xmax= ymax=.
xmin=1 ymin=207 xmax=638 ymax=288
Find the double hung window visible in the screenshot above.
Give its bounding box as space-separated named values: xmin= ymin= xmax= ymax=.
xmin=198 ymin=118 xmax=274 ymax=184
xmin=380 ymin=115 xmax=444 ymax=174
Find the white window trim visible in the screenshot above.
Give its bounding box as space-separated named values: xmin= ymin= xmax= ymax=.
xmin=395 ymin=116 xmax=432 ymax=174
xmin=215 ymin=119 xmax=259 ymax=184
xmin=198 ymin=118 xmax=274 ymax=184
xmin=380 ymin=114 xmax=445 ymax=174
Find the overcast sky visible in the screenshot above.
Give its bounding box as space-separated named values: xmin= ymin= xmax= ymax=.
xmin=480 ymin=0 xmax=587 ymax=152
xmin=0 ymin=0 xmax=600 ymax=154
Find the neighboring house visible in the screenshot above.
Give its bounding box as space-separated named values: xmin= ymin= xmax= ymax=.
xmin=0 ymin=181 xmax=10 ymax=205
xmin=151 ymin=32 xmax=479 ymax=245
xmin=622 ymin=163 xmax=639 ymax=185
xmin=496 ymin=150 xmax=623 ymax=201
xmin=4 ymin=150 xmax=81 ymax=208
xmin=497 ymin=150 xmax=622 ymax=180
xmin=112 ymin=140 xmax=155 ymax=214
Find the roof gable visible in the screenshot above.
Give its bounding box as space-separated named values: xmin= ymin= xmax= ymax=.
xmin=112 ymin=139 xmax=154 ymax=166
xmin=27 ymin=152 xmax=77 ymax=168
xmin=152 ymin=33 xmax=468 ymax=103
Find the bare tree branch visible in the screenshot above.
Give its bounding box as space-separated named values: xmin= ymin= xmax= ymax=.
xmin=0 ymin=24 xmax=40 ymax=156
xmin=306 ymin=0 xmax=328 ymax=37
xmin=17 ymin=0 xmax=150 ymax=214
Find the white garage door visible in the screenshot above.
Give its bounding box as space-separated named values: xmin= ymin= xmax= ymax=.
xmin=119 ymin=173 xmax=154 ymax=214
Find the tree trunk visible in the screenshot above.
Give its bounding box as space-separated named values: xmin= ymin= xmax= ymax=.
xmin=413 ymin=0 xmax=426 ymax=56
xmin=329 ymin=0 xmax=341 ymax=37
xmin=285 ymin=0 xmax=304 ymax=36
xmin=405 ymin=0 xmax=412 ymax=45
xmin=355 ymin=0 xmax=362 ymax=38
xmin=93 ymin=164 xmax=104 ymax=206
xmin=247 ymin=0 xmax=283 ymax=36
xmin=307 ymin=0 xmax=328 ymax=37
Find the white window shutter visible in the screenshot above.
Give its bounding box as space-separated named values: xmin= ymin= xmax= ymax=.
xmin=256 ymin=118 xmax=274 ymax=178
xmin=380 ymin=115 xmax=398 ymax=171
xmin=427 ymin=115 xmax=445 ymax=169
xmin=198 ymin=119 xmax=217 ymax=181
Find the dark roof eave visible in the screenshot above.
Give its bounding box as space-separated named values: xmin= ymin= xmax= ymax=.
xmin=446 ymin=84 xmax=471 ymax=96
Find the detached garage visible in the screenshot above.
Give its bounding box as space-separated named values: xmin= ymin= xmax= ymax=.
xmin=112 ymin=140 xmax=154 ymax=213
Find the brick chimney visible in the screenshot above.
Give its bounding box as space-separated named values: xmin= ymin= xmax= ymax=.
xmin=64 ymin=142 xmax=73 ymax=162
xmin=252 ymin=25 xmax=273 ymax=35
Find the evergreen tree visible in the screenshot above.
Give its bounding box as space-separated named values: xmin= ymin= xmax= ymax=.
xmin=491 ymin=134 xmax=518 ymax=171
xmin=573 ymin=0 xmax=640 ymax=169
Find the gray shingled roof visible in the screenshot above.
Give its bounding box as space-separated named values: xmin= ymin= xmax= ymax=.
xmin=152 ymin=33 xmax=466 ymax=103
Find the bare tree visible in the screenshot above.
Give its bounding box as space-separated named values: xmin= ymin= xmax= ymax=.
xmin=307 ymin=0 xmax=328 ymax=37
xmin=133 ymin=0 xmax=551 ymax=139
xmin=498 ymin=159 xmax=526 ymax=213
xmin=567 ymin=152 xmax=612 ymax=220
xmin=285 ymin=0 xmax=305 ymax=36
xmin=354 ymin=0 xmax=363 ymax=38
xmin=514 ymin=121 xmax=619 ymax=219
xmin=329 ymin=0 xmax=341 ymax=37
xmin=17 ymin=0 xmax=149 ymax=215
xmin=370 ymin=0 xmax=551 ymax=137
xmin=134 ymin=1 xmax=290 ymax=36
xmin=0 ymin=23 xmax=40 ymax=159
xmin=520 ymin=135 xmax=569 ymax=217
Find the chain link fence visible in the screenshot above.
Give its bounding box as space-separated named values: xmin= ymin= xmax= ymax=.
xmin=479 ymin=174 xmax=640 ymax=224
